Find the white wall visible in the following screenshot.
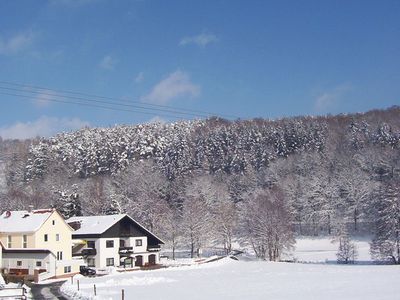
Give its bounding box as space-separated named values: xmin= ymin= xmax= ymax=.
xmin=98 ymin=238 xmax=119 ymax=268
xmin=78 ymin=236 xmax=159 ymax=268
xmin=2 ymin=252 xmax=54 ymax=275
xmin=128 ymin=236 xmax=147 ymax=253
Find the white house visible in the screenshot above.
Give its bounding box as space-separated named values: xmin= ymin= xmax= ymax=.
xmin=67 ymin=214 xmax=164 ymax=269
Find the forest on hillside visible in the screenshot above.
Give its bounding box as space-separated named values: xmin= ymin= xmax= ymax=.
xmin=0 ymin=106 xmax=399 ymax=262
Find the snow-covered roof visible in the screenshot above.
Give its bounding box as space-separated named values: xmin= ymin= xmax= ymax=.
xmin=67 ymin=214 xmax=126 ymax=235
xmin=0 ymin=209 xmax=54 ymax=233
xmin=67 ymin=214 xmax=165 ymax=244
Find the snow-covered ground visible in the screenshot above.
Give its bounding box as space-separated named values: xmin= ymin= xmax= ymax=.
xmin=61 ymin=257 xmax=399 ymax=300
xmin=61 ymin=237 xmax=399 ymax=300
xmin=0 ymin=273 xmax=32 ymax=299
xmin=290 ymin=236 xmax=372 ymax=262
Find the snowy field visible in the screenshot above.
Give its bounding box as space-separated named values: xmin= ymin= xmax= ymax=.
xmin=60 ymin=238 xmax=399 ymax=300
xmin=61 ymin=257 xmax=400 ymax=300
xmin=289 ymin=236 xmax=372 ymax=262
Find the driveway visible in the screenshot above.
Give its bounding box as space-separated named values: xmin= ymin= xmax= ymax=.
xmin=30 ymin=281 xmax=68 ymax=300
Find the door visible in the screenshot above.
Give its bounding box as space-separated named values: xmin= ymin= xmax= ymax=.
xmin=149 ymin=254 xmax=156 ymax=265
xmin=135 ymin=255 xmax=143 ymax=267
xmin=124 ymin=257 xmax=133 ymax=268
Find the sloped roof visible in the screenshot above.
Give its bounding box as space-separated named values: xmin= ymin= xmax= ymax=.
xmin=0 ymin=209 xmax=54 ymax=233
xmin=67 ymin=214 xmax=126 ymax=235
xmin=67 ymin=214 xmax=164 ymax=244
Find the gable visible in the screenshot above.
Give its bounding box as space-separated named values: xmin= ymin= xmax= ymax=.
xmin=102 ymin=216 xmax=164 ymax=246
xmin=36 ymin=210 xmax=73 ymax=233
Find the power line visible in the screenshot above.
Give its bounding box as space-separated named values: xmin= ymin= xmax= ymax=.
xmin=0 ymin=80 xmax=240 ymax=119
xmin=0 ymin=86 xmax=209 ymax=119
xmin=0 ymin=91 xmax=188 ymax=120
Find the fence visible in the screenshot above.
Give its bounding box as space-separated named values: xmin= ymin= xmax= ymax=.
xmin=72 ymin=279 xmax=126 ymax=300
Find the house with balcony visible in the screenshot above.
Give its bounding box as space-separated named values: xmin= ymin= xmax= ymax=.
xmin=0 ymin=208 xmax=82 ymax=280
xmin=67 ymin=214 xmax=164 ymax=269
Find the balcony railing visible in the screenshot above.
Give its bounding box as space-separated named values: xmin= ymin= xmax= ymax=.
xmin=147 ymin=245 xmax=161 ymax=252
xmin=119 ymin=246 xmax=134 ymax=256
xmin=81 ymin=248 xmax=97 ymax=256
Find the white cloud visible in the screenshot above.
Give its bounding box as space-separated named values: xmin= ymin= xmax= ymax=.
xmin=147 ymin=116 xmax=166 ymax=124
xmin=0 ymin=31 xmax=35 ymax=55
xmin=134 ymin=72 xmax=144 ymax=84
xmin=142 ymin=70 xmax=201 ymax=104
xmin=0 ymin=116 xmax=90 ymax=140
xmin=314 ymin=84 xmax=352 ymax=112
xmin=99 ymin=55 xmax=117 ymax=70
xmin=179 ymin=33 xmax=218 ymax=47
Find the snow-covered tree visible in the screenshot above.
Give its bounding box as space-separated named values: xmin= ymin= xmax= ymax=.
xmin=53 ymin=184 xmax=82 ymax=219
xmin=102 ymin=194 xmax=123 ymax=215
xmin=334 ymin=223 xmax=358 ymax=264
xmin=181 ymin=177 xmax=215 ymax=258
xmin=240 ymin=186 xmax=294 ymax=261
xmin=370 ymin=180 xmax=400 ymax=264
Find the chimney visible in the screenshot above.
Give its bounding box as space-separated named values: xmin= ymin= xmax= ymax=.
xmin=28 ymin=205 xmax=34 ymax=213
xmin=69 ymin=221 xmax=82 ymax=231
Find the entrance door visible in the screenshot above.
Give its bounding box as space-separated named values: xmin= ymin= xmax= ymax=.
xmin=149 ymin=254 xmax=156 ymax=265
xmin=124 ymin=257 xmax=133 ymax=268
xmin=135 ymin=255 xmax=143 ymax=267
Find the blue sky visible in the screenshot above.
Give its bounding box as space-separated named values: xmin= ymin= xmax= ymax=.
xmin=0 ymin=0 xmax=399 ymax=139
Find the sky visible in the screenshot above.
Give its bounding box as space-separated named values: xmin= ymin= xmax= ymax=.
xmin=0 ymin=0 xmax=399 ymax=139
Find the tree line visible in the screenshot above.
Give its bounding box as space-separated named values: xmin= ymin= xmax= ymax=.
xmin=0 ymin=106 xmax=399 ymax=263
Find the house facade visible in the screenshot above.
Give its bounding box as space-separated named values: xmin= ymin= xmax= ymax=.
xmin=67 ymin=214 xmax=164 ymax=269
xmin=0 ymin=209 xmax=81 ymax=279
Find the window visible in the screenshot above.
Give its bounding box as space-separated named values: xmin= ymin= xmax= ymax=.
xmin=135 ymin=239 xmax=142 ymax=247
xmin=57 ymin=251 xmax=63 ymax=261
xmin=44 ymin=234 xmax=48 ymax=242
xmin=7 ymin=235 xmax=12 ymax=248
xmin=106 ymin=240 xmax=114 ymax=248
xmin=17 ymin=261 xmax=22 ymax=266
xmin=36 ymin=261 xmax=42 ymax=267
xmin=87 ymin=241 xmax=95 ymax=249
xmin=56 ymin=234 xmax=60 ymax=241
xmin=23 ymin=235 xmax=27 ymax=248
xmin=106 ymin=258 xmax=114 ymax=266
xmin=64 ymin=266 xmax=71 ymax=273
xmin=52 ymin=220 xmax=55 ymax=225
xmin=87 ymin=258 xmax=95 ymax=267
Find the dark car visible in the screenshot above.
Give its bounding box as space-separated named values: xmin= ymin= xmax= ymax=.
xmin=80 ymin=266 xmax=96 ymax=276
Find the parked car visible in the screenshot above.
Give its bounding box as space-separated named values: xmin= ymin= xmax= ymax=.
xmin=80 ymin=266 xmax=96 ymax=276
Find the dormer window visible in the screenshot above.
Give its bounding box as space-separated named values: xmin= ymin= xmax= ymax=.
xmin=135 ymin=239 xmax=142 ymax=247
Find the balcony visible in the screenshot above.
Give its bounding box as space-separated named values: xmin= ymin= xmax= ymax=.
xmin=147 ymin=245 xmax=161 ymax=252
xmin=119 ymin=246 xmax=134 ymax=257
xmin=81 ymin=248 xmax=97 ymax=256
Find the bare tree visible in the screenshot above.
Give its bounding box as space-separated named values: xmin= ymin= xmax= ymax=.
xmin=240 ymin=186 xmax=294 ymax=261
